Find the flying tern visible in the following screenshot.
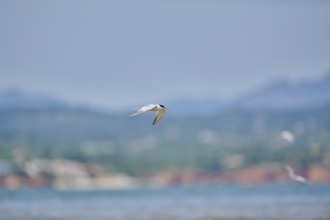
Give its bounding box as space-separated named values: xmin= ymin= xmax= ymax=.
xmin=285 ymin=165 xmax=307 ymax=183
xmin=130 ymin=104 xmax=167 ymax=125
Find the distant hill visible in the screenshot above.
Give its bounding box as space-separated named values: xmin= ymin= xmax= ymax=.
xmin=0 ymin=88 xmax=67 ymax=109
xmin=166 ymin=97 xmax=227 ymax=115
xmin=233 ymin=73 xmax=330 ymax=111
xmin=167 ymin=73 xmax=330 ymax=113
xmin=1 ymin=73 xmax=330 ymax=113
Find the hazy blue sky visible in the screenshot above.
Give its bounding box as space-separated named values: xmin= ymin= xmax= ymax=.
xmin=1 ymin=0 xmax=330 ymax=110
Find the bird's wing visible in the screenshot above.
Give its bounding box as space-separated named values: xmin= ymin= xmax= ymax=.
xmin=285 ymin=165 xmax=294 ymax=176
xmin=152 ymin=109 xmax=165 ymax=125
xmin=130 ymin=104 xmax=157 ymax=117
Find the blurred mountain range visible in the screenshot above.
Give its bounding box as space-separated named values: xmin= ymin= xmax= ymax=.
xmin=1 ymin=73 xmax=329 ymax=113
xmin=233 ymin=73 xmax=330 ymax=111
xmin=0 ymin=88 xmax=67 ymax=109
xmin=0 ymin=74 xmax=329 ymax=176
xmin=168 ymin=73 xmax=330 ymax=114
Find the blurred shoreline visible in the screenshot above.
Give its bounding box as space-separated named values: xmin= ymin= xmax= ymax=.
xmin=1 ymin=158 xmax=329 ymax=190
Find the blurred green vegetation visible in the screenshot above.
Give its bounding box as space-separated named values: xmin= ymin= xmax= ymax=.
xmin=0 ymin=106 xmax=329 ymax=176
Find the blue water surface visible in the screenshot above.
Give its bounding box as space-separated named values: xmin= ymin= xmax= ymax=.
xmin=0 ymin=184 xmax=329 ymax=220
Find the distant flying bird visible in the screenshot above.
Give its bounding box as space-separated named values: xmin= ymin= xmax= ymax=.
xmin=285 ymin=165 xmax=307 ymax=183
xmin=279 ymin=130 xmax=295 ymax=144
xmin=130 ymin=104 xmax=167 ymax=125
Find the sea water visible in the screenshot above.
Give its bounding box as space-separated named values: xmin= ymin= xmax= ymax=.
xmin=0 ymin=184 xmax=329 ymax=220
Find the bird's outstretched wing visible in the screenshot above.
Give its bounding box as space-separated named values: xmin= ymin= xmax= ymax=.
xmin=285 ymin=165 xmax=294 ymax=176
xmin=152 ymin=109 xmax=165 ymax=125
xmin=130 ymin=104 xmax=157 ymax=117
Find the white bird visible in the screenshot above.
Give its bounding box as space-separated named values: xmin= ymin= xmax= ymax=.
xmin=285 ymin=165 xmax=307 ymax=183
xmin=130 ymin=104 xmax=167 ymax=125
xmin=279 ymin=130 xmax=295 ymax=144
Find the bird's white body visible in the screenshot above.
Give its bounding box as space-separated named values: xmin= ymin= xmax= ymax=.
xmin=130 ymin=104 xmax=167 ymax=125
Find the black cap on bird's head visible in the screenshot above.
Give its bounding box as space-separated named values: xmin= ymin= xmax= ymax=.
xmin=159 ymin=104 xmax=166 ymax=108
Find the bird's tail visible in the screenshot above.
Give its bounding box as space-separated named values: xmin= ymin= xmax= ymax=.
xmin=129 ymin=110 xmax=143 ymax=117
